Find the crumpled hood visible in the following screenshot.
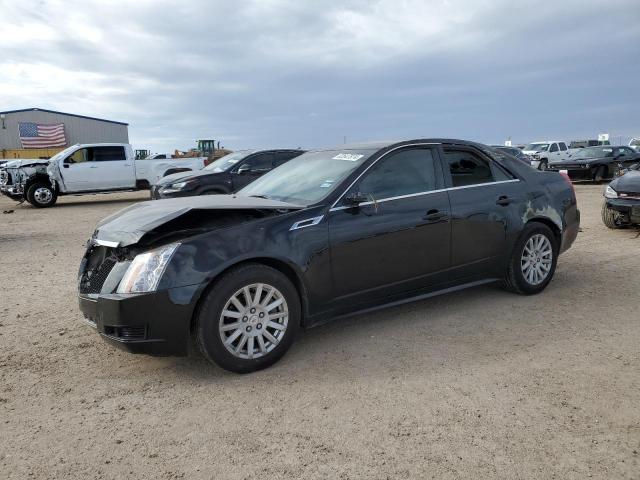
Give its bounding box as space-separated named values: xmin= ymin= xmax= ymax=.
xmin=156 ymin=169 xmax=222 ymax=186
xmin=94 ymin=194 xmax=303 ymax=247
xmin=4 ymin=159 xmax=50 ymax=168
xmin=610 ymin=170 xmax=640 ymax=193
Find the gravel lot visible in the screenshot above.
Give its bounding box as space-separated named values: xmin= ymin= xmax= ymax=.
xmin=1 ymin=185 xmax=639 ymax=479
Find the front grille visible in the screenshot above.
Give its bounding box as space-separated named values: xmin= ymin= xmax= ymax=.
xmin=79 ymin=246 xmax=118 ymax=294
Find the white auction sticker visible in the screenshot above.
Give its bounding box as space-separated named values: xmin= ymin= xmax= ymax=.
xmin=333 ymin=153 xmax=364 ymax=161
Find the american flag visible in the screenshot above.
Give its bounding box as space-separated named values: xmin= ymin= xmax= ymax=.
xmin=18 ymin=122 xmax=67 ymax=148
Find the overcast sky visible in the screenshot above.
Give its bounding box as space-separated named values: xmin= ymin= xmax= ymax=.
xmin=1 ymin=0 xmax=639 ymax=152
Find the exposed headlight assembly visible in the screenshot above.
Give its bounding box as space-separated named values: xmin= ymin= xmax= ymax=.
xmin=604 ymin=185 xmax=618 ymax=199
xmin=117 ymin=243 xmax=179 ymax=293
xmin=162 ymin=181 xmax=193 ymax=192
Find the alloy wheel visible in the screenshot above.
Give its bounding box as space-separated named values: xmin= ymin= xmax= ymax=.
xmin=218 ymin=283 xmax=289 ymax=359
xmin=520 ymin=234 xmax=553 ymax=285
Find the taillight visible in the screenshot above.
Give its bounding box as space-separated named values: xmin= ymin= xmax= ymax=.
xmin=559 ymin=171 xmax=575 ymax=197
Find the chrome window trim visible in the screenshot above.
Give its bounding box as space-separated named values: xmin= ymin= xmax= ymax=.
xmin=328 ymin=179 xmax=521 ymax=212
xmin=290 ymin=215 xmax=325 ymax=231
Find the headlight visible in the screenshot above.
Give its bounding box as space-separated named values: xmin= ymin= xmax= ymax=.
xmin=117 ymin=243 xmax=179 ymax=293
xmin=604 ymin=185 xmax=618 ymax=199
xmin=162 ymin=181 xmax=192 ymax=192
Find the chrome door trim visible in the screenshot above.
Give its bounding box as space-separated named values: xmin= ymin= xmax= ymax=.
xmin=328 ymin=179 xmax=521 ymax=212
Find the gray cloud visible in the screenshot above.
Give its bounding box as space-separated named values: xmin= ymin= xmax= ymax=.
xmin=1 ymin=0 xmax=639 ymax=152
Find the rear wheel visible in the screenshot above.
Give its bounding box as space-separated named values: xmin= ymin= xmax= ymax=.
xmin=26 ymin=182 xmax=57 ymax=208
xmin=601 ymin=203 xmax=623 ymax=229
xmin=503 ymin=223 xmax=558 ymax=295
xmin=196 ymin=263 xmax=301 ymax=373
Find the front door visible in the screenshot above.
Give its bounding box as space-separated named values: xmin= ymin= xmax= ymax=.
xmin=60 ymin=147 xmax=96 ymax=192
xmin=328 ymin=146 xmax=451 ymax=307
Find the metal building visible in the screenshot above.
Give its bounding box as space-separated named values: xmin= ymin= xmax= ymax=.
xmin=0 ymin=108 xmax=129 ymax=159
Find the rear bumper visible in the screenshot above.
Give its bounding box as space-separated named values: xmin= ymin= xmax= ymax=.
xmin=547 ymin=164 xmax=595 ymax=180
xmin=78 ymin=287 xmax=198 ymax=356
xmin=606 ymin=198 xmax=640 ymax=223
xmin=560 ymin=207 xmax=580 ymax=254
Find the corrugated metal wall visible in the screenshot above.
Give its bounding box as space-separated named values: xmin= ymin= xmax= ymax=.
xmin=0 ymin=110 xmax=129 ymax=150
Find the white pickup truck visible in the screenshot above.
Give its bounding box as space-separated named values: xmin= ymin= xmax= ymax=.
xmin=522 ymin=141 xmax=570 ymax=170
xmin=0 ymin=143 xmax=207 ymax=207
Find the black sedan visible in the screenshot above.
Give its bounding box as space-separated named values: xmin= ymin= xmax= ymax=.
xmin=150 ymin=149 xmax=305 ymax=199
xmin=78 ymin=139 xmax=580 ymax=373
xmin=547 ymin=146 xmax=639 ymax=181
xmin=602 ymin=163 xmax=640 ymax=228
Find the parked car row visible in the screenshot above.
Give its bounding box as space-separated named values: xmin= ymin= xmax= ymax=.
xmin=0 ymin=143 xmax=208 ymax=207
xmin=77 ymin=138 xmax=580 ymax=373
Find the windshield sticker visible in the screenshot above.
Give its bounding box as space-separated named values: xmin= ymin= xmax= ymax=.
xmin=333 ymin=153 xmax=364 ymax=161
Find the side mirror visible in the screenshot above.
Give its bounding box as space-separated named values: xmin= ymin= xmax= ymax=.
xmin=237 ymin=164 xmax=251 ymax=174
xmin=344 ymin=192 xmax=368 ymax=205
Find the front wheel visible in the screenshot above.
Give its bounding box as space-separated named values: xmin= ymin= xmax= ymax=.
xmin=538 ymin=159 xmax=548 ymax=171
xmin=503 ymin=223 xmax=558 ymax=295
xmin=196 ymin=263 xmax=301 ymax=373
xmin=601 ymin=203 xmax=623 ymax=229
xmin=26 ymin=182 xmax=57 ymax=208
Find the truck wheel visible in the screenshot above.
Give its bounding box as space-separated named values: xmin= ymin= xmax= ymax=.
xmin=26 ymin=182 xmax=57 ymax=208
xmin=601 ymin=203 xmax=623 ymax=229
xmin=594 ymin=165 xmax=607 ymax=182
xmin=538 ymin=159 xmax=548 ymax=171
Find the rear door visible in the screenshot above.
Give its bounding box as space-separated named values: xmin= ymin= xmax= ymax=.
xmin=231 ymin=152 xmax=275 ymax=190
xmin=92 ymin=146 xmax=135 ymax=189
xmin=441 ymin=146 xmax=523 ymax=279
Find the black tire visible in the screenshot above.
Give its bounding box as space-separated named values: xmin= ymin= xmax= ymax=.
xmin=503 ymin=223 xmax=558 ymax=295
xmin=594 ymin=165 xmax=608 ymax=182
xmin=601 ymin=203 xmax=623 ymax=229
xmin=26 ymin=182 xmax=57 ymax=208
xmin=196 ymin=263 xmax=301 ymax=373
xmin=538 ymin=159 xmax=548 ymax=171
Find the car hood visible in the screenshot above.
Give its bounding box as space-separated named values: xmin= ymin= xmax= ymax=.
xmin=562 ymin=155 xmax=607 ymax=163
xmin=156 ymin=169 xmax=223 ymax=186
xmin=610 ymin=170 xmax=640 ymax=193
xmin=3 ymin=159 xmax=50 ymax=168
xmin=93 ymin=194 xmax=304 ymax=247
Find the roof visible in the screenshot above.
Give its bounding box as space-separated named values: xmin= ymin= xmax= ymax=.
xmin=0 ymin=108 xmax=128 ymax=126
xmin=321 ymin=138 xmax=488 ymax=151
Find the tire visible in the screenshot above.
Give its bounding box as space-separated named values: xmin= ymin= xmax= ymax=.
xmin=594 ymin=165 xmax=607 ymax=182
xmin=601 ymin=203 xmax=623 ymax=229
xmin=196 ymin=263 xmax=301 ymax=373
xmin=538 ymin=159 xmax=548 ymax=171
xmin=26 ymin=182 xmax=57 ymax=208
xmin=503 ymin=223 xmax=558 ymax=295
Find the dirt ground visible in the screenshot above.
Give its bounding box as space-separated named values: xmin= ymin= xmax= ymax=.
xmin=0 ymin=185 xmax=638 ymax=479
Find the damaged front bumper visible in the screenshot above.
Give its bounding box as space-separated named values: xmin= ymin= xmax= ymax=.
xmin=605 ymin=198 xmax=640 ymax=224
xmin=0 ymin=183 xmax=25 ymax=200
xmin=78 ymin=287 xmax=198 ymax=356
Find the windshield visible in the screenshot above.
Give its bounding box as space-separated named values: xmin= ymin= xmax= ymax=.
xmin=573 ymin=147 xmax=612 ymax=159
xmin=239 ymin=149 xmax=375 ymax=205
xmin=525 ymin=143 xmax=549 ymax=152
xmin=204 ymin=150 xmax=253 ymax=172
xmin=630 ymin=139 xmax=640 ymax=147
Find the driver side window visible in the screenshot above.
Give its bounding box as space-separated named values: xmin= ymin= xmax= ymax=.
xmin=65 ymin=148 xmax=91 ymax=164
xmin=354 ymin=148 xmax=438 ymax=200
xmin=550 ymin=143 xmax=559 ymax=153
xmin=241 ymin=153 xmax=273 ymax=172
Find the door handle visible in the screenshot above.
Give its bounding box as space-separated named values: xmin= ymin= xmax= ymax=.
xmin=496 ymin=195 xmax=512 ymax=206
xmin=63 ymin=164 xmax=69 ymax=168
xmin=89 ymin=165 xmax=98 ymax=169
xmin=123 ymin=163 xmax=131 ymax=166
xmin=423 ymin=209 xmax=448 ymax=222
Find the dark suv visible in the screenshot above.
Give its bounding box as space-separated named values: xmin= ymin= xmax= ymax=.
xmin=150 ymin=149 xmax=305 ymax=199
